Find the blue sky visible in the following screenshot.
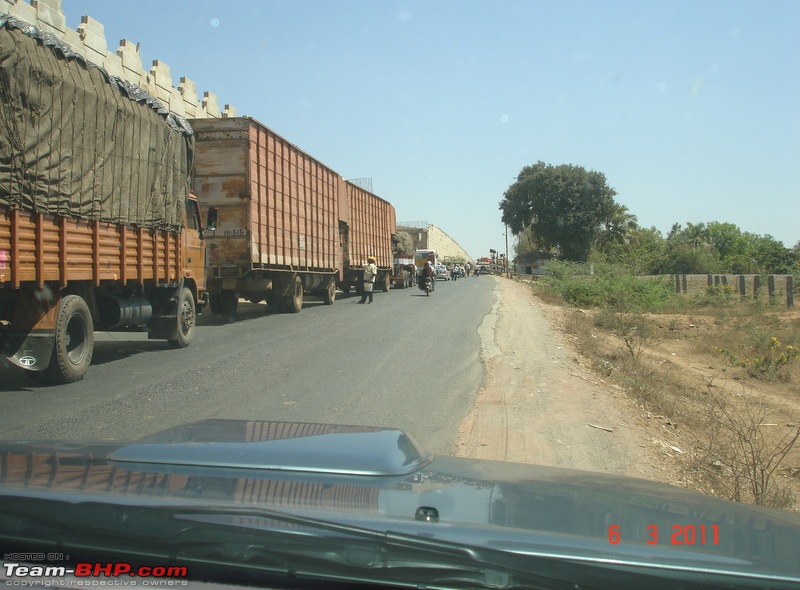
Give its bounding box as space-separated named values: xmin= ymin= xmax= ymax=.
xmin=63 ymin=0 xmax=799 ymax=259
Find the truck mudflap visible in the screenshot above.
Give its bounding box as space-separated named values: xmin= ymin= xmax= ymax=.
xmin=1 ymin=329 xmax=55 ymax=372
xmin=1 ymin=288 xmax=59 ymax=371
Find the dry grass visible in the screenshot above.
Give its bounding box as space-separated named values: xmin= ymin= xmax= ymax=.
xmin=534 ymin=281 xmax=800 ymax=511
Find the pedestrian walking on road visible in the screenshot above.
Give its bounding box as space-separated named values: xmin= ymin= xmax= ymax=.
xmin=358 ymin=256 xmax=378 ymax=304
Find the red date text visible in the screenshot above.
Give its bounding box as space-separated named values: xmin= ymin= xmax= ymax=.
xmin=608 ymin=524 xmax=719 ymax=545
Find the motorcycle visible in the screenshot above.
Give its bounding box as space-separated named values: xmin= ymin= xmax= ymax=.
xmin=418 ymin=275 xmax=434 ymax=296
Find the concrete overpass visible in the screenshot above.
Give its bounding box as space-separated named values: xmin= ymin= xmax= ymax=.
xmin=397 ymin=223 xmax=473 ymax=265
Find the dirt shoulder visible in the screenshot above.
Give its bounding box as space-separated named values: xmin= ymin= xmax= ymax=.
xmin=456 ymin=276 xmax=681 ymax=485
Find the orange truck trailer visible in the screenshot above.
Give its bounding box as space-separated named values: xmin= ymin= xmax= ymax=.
xmin=339 ymin=181 xmax=396 ymax=295
xmin=191 ymin=117 xmax=341 ymax=315
xmin=191 ymin=117 xmax=397 ymax=313
xmin=0 ymin=16 xmax=206 ymax=383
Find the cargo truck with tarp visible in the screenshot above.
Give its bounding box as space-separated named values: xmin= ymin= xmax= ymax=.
xmin=191 ymin=117 xmax=340 ymax=315
xmin=0 ymin=15 xmax=206 ymax=383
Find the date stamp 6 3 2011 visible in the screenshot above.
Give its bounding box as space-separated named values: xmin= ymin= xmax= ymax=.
xmin=608 ymin=524 xmax=719 ymax=546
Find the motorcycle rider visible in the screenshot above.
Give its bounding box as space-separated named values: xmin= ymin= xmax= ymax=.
xmin=419 ymin=261 xmax=435 ymax=292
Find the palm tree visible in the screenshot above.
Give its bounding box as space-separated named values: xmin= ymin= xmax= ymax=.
xmin=684 ymin=222 xmax=710 ymax=249
xmin=596 ymin=203 xmax=639 ymax=251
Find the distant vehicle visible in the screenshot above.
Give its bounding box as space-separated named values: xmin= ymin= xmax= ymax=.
xmin=435 ymin=265 xmax=449 ymax=280
xmin=391 ymin=256 xmax=415 ymax=289
xmin=414 ymin=249 xmax=438 ymax=270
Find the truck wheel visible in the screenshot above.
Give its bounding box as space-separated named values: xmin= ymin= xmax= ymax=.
xmin=221 ymin=290 xmax=238 ymax=314
xmin=168 ymin=288 xmax=195 ymax=349
xmin=322 ymin=280 xmax=336 ymax=305
xmin=46 ymin=295 xmax=94 ymax=383
xmin=208 ymin=293 xmax=222 ymax=314
xmin=284 ymin=276 xmax=303 ymax=313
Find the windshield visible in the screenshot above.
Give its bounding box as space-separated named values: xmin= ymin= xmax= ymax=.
xmin=0 ymin=1 xmax=798 ymax=589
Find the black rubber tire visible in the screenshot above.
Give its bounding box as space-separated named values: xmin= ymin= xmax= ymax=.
xmin=283 ymin=276 xmax=303 ymax=313
xmin=45 ymin=295 xmax=94 ymax=383
xmin=168 ymin=287 xmax=195 ymax=349
xmin=221 ymin=290 xmax=238 ymax=314
xmin=208 ymin=293 xmax=222 ymax=314
xmin=322 ymin=280 xmax=336 ymax=305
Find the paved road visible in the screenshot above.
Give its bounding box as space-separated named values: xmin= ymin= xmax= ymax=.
xmin=0 ymin=276 xmax=497 ymax=455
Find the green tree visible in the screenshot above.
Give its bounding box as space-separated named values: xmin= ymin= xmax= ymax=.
xmin=499 ymin=162 xmax=617 ymax=261
xmin=664 ymin=222 xmax=721 ymax=273
xmin=625 ymin=226 xmax=668 ymax=275
xmin=512 ymin=225 xmax=544 ymax=259
xmin=748 ymin=234 xmax=795 ymax=274
xmin=595 ymin=203 xmax=639 ymax=253
xmin=706 ymin=222 xmax=749 ymax=272
xmin=684 ymin=222 xmax=711 ymax=249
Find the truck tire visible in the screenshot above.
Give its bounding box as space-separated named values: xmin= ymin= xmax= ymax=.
xmin=208 ymin=293 xmax=222 ymax=314
xmin=168 ymin=287 xmax=195 ymax=349
xmin=322 ymin=280 xmax=336 ymax=305
xmin=284 ymin=276 xmax=303 ymax=313
xmin=46 ymin=295 xmax=94 ymax=383
xmin=221 ymin=290 xmax=238 ymax=314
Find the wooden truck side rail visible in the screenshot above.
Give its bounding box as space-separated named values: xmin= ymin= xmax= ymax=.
xmin=0 ymin=209 xmax=182 ymax=288
xmin=0 ymin=203 xmax=205 ymax=384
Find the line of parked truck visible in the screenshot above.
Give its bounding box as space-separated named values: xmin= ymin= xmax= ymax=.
xmin=0 ymin=15 xmax=399 ymax=384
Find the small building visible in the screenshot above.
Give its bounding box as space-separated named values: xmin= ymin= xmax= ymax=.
xmin=514 ymin=251 xmax=554 ymax=276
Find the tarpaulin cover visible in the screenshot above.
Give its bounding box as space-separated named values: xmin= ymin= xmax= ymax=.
xmin=0 ymin=15 xmax=194 ymax=230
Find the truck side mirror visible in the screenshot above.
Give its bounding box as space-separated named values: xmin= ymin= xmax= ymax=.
xmin=206 ymin=207 xmax=218 ymax=232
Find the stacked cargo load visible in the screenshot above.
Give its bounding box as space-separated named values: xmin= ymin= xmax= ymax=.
xmin=0 ymin=15 xmax=193 ymax=229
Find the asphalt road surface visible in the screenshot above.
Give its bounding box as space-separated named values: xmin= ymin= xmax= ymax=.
xmin=0 ymin=275 xmax=496 ymax=455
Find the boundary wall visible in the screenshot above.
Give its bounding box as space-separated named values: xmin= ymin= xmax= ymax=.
xmin=671 ymin=274 xmax=794 ymax=306
xmin=1 ymin=0 xmax=235 ymax=119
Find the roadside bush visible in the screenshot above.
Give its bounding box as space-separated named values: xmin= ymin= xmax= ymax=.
xmin=539 ymin=262 xmax=675 ymax=312
xmin=690 ymin=382 xmax=799 ymax=508
xmin=594 ymin=309 xmax=655 ymax=367
xmin=719 ymin=336 xmax=800 ymax=382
